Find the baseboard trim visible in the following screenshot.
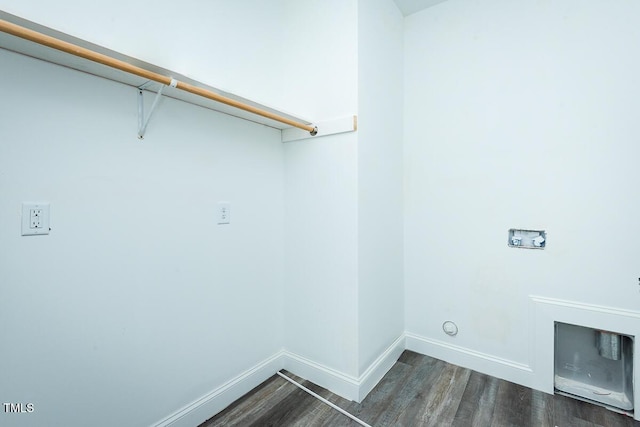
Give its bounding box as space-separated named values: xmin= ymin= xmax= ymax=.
xmin=151 ymin=351 xmax=285 ymax=427
xmin=405 ymin=332 xmax=534 ymax=389
xmin=282 ymin=334 xmax=406 ymax=403
xmin=282 ymin=351 xmax=361 ymax=401
xmin=153 ymin=334 xmax=408 ymax=426
xmin=356 ymin=334 xmax=406 ymax=402
xmin=153 ymin=313 xmax=640 ymax=425
xmin=153 ymin=332 xmax=535 ymax=426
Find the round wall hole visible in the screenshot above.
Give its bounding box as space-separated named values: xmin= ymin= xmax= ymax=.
xmin=442 ymin=321 xmax=458 ymax=336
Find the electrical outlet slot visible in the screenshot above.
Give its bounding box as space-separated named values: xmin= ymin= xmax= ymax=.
xmin=22 ymin=203 xmax=50 ymax=236
xmin=30 ymin=209 xmax=43 ymax=228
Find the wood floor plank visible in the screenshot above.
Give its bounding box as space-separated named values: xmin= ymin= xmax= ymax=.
xmin=294 ymin=379 xmax=357 ymax=427
xmin=249 ymin=385 xmax=322 ymax=426
xmin=372 ymin=357 xmax=447 ymax=426
xmin=200 ymin=376 xmax=295 ymax=427
xmin=529 ymin=389 xmax=555 ymax=427
xmin=553 ymin=393 xmax=608 ymax=427
xmin=322 ymin=359 xmax=415 ymax=426
xmin=451 ymin=371 xmax=499 ymax=427
xmin=274 ymin=371 xmax=364 ymax=427
xmin=415 ymin=363 xmax=471 ymax=426
xmin=199 ymin=351 xmax=640 ymax=427
xmin=397 ymin=349 xmax=425 ymax=367
xmin=602 ymin=409 xmax=639 ymax=427
xmin=491 ymin=380 xmax=533 ymax=427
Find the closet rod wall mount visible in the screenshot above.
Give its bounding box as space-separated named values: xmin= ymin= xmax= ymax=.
xmin=138 ymin=83 xmax=167 ymax=139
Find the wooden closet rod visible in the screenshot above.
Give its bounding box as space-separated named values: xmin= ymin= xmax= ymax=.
xmin=0 ymin=19 xmax=318 ymax=135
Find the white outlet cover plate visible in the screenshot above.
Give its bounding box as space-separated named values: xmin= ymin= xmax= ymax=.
xmin=217 ymin=202 xmax=230 ymax=225
xmin=21 ymin=202 xmax=50 ymax=236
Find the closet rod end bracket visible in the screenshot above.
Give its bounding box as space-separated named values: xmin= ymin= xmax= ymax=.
xmin=310 ymin=126 xmax=318 ymax=136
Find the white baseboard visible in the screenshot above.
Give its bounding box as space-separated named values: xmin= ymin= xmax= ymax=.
xmin=356 ymin=334 xmax=406 ymax=402
xmin=282 ymin=334 xmax=406 ymax=403
xmin=151 ymin=351 xmax=284 ymax=427
xmin=155 ymin=332 xmax=531 ymax=426
xmin=152 ymin=334 xmax=407 ymax=426
xmin=404 ymin=298 xmax=640 ymax=422
xmin=153 ymin=311 xmax=640 ymax=426
xmin=155 ymin=331 xmax=559 ymax=426
xmin=405 ymin=332 xmax=535 ymax=389
xmin=281 ymin=351 xmax=360 ymax=401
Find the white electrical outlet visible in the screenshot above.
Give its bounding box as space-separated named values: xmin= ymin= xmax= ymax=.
xmin=21 ymin=203 xmax=50 ymax=236
xmin=217 ymin=202 xmax=231 ymax=225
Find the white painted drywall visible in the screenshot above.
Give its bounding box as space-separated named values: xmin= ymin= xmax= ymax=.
xmin=0 ymin=0 xmax=378 ymax=420
xmin=281 ymin=0 xmax=406 ymax=390
xmin=404 ymin=0 xmax=640 ymax=374
xmin=10 ymin=0 xmax=639 ymax=422
xmin=394 ymin=0 xmax=449 ymax=17
xmin=0 ymin=0 xmax=286 ymax=108
xmin=0 ymin=49 xmax=284 ymax=427
xmin=283 ymin=133 xmax=359 ymax=377
xmin=278 ymin=0 xmax=359 ymax=119
xmin=357 ymin=0 xmax=405 ymax=375
xmin=281 ymin=0 xmax=361 ymax=378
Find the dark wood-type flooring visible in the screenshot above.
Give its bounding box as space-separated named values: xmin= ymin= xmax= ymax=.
xmin=200 ymin=351 xmax=639 ymax=427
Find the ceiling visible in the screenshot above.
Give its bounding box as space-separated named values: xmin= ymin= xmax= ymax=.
xmin=394 ymin=0 xmax=448 ymax=16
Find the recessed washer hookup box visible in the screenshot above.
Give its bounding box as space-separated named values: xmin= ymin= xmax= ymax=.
xmin=508 ymin=229 xmax=546 ymax=249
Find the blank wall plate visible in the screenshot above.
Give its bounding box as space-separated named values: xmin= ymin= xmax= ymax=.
xmin=21 ymin=202 xmax=50 ymax=236
xmin=217 ymin=202 xmax=230 ymax=225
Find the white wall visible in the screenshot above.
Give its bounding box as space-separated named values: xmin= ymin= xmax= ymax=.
xmin=1 ymin=0 xmax=400 ymax=420
xmin=1 ymin=0 xmax=382 ymax=421
xmin=279 ymin=0 xmax=359 ymax=119
xmin=0 ymin=48 xmax=285 ymax=427
xmin=8 ymin=0 xmax=640 ymax=423
xmin=405 ymin=0 xmax=640 ymax=384
xmin=283 ymin=133 xmax=359 ymax=377
xmin=282 ymin=0 xmax=361 ymax=378
xmin=357 ymin=0 xmax=404 ymax=375
xmin=0 ymin=0 xmax=285 ymax=106
xmin=281 ymin=1 xmax=406 ymax=398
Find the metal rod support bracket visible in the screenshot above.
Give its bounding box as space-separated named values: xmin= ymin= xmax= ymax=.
xmin=138 ymin=82 xmax=166 ymax=139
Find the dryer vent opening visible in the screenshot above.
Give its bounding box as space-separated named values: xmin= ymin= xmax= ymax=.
xmin=555 ymin=322 xmax=634 ymax=414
